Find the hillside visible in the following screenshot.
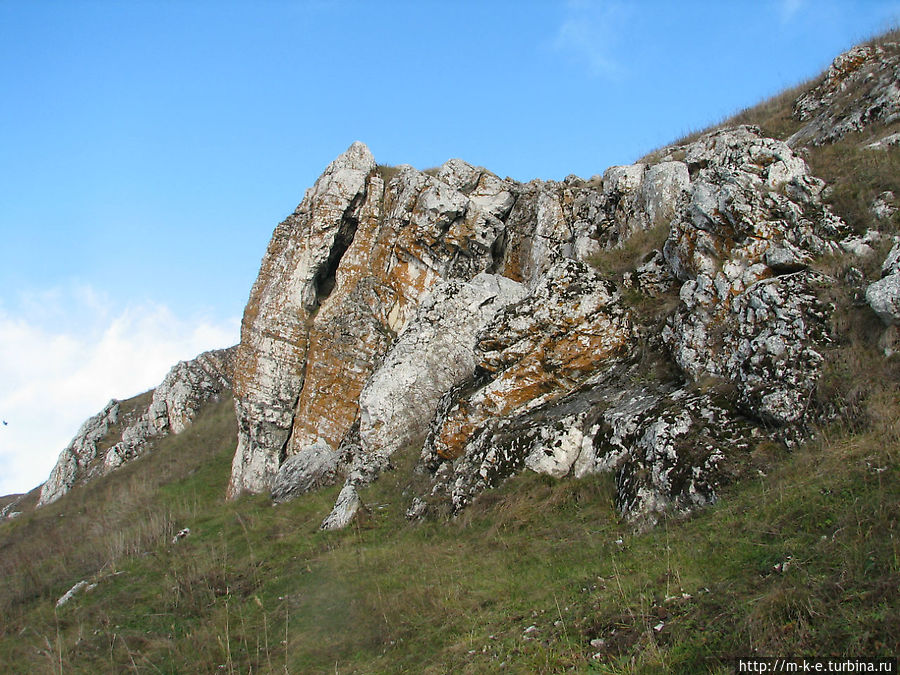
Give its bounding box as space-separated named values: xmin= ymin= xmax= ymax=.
xmin=1 ymin=32 xmax=899 ymax=673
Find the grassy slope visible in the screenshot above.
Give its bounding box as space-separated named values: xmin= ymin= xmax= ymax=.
xmin=2 ymin=35 xmax=900 ymax=674
xmin=0 ymin=378 xmax=896 ymax=674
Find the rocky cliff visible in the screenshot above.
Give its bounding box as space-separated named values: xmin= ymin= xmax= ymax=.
xmin=34 ymin=40 xmax=900 ymax=533
xmin=37 ymin=347 xmax=236 ymax=506
xmin=227 ymin=41 xmax=900 ymax=530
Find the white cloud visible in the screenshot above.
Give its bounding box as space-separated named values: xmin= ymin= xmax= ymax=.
xmin=0 ymin=285 xmax=240 ymax=496
xmin=552 ymin=0 xmax=630 ymax=79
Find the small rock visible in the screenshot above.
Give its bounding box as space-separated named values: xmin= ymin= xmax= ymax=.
xmin=871 ymin=192 xmax=896 ymax=221
xmin=172 ymin=528 xmax=191 ymax=544
xmin=56 ymin=580 xmax=92 ymax=608
xmin=405 ymin=497 xmax=427 ymax=520
xmin=866 ymin=273 xmax=900 ymax=325
xmin=320 ymin=484 xmax=361 ymax=531
xmin=865 ymin=132 xmax=900 ymax=150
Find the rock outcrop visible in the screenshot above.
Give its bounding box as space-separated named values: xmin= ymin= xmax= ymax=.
xmin=23 ymin=36 xmax=897 ymax=542
xmin=658 ymin=127 xmax=846 ymax=429
xmin=228 ymin=144 xmax=626 ymax=505
xmin=38 ymin=346 xmax=236 ymax=506
xmin=226 ymin=112 xmax=869 ymax=530
xmin=31 ymin=37 xmax=899 ymax=533
xmin=789 ymin=42 xmax=900 ymax=146
xmin=38 ymin=400 xmax=121 ymax=506
xmin=402 ymin=126 xmax=854 ymax=526
xmin=103 ymin=348 xmax=236 ymax=471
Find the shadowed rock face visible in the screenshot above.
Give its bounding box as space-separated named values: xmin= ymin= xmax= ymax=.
xmin=38 ymin=347 xmax=236 ymax=507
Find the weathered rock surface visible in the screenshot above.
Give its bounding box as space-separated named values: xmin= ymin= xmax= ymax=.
xmin=358 ymin=273 xmax=527 ymax=472
xmin=660 ymin=127 xmax=847 ymax=428
xmin=790 ymin=43 xmax=900 ymax=146
xmin=316 ymin=273 xmax=527 ymax=526
xmin=104 ymin=347 xmax=235 ymax=471
xmin=422 ymin=258 xmax=632 ymax=467
xmin=229 ymin=142 xmax=376 ymax=497
xmin=38 ymin=400 xmax=120 ymax=506
xmin=403 ymin=127 xmax=850 ymax=524
xmin=228 ymin=98 xmax=878 ymax=529
xmin=419 ymin=362 xmax=759 ymax=528
xmin=230 ymin=141 xmax=643 ymax=505
xmin=867 ymin=238 xmax=900 ymax=325
xmin=271 ymin=440 xmax=344 ymax=504
xmin=38 ymin=346 xmax=235 ymax=507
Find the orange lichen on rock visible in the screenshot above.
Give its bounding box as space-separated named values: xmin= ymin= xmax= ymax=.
xmin=428 ymin=258 xmax=632 ymax=462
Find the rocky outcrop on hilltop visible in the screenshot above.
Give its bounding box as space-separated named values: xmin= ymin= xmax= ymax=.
xmin=408 ymin=127 xmax=857 ymax=527
xmin=789 ymin=42 xmax=900 ymax=146
xmin=30 ymin=39 xmax=898 ymax=532
xmin=228 ymin=146 xmax=608 ymax=502
xmin=38 ymin=347 xmax=236 ymax=506
xmin=229 ymin=102 xmax=879 ymax=529
xmin=38 ymin=401 xmax=121 ymax=507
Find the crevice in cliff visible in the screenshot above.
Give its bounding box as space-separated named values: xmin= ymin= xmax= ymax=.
xmin=487 ymin=228 xmax=510 ymax=274
xmin=313 ymin=202 xmax=363 ymax=307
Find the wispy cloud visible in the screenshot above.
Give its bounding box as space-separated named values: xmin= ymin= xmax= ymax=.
xmin=0 ymin=285 xmax=239 ymax=496
xmin=552 ymin=0 xmax=630 ymax=79
xmin=778 ymin=0 xmax=806 ymax=24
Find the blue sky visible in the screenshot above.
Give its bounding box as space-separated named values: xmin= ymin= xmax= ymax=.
xmin=1 ymin=0 xmax=899 ymax=495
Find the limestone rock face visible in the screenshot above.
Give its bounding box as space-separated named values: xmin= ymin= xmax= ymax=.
xmin=790 ymin=43 xmax=900 ymax=146
xmin=315 ymin=273 xmax=527 ymax=527
xmin=38 ymin=400 xmax=120 ymax=506
xmin=38 ymin=347 xmax=235 ymax=507
xmin=420 ymin=258 xmax=632 ymax=473
xmin=230 ymin=142 xmax=376 ymax=497
xmin=229 ymin=122 xmax=854 ymax=528
xmin=659 ymin=127 xmax=847 ymax=427
xmin=399 ymin=127 xmax=848 ymax=525
xmin=419 ymin=363 xmax=758 ymax=528
xmin=599 ymin=161 xmax=690 ymax=240
xmin=229 ymin=142 xmax=626 ymax=502
xmin=357 ymin=273 xmax=527 ymax=476
xmin=104 ymin=347 xmax=235 ymax=471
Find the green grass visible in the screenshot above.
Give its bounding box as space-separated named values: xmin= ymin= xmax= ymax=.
xmin=807 ymin=126 xmax=900 ymax=236
xmin=588 ymin=223 xmax=670 ymax=280
xmin=0 ymin=374 xmax=896 ymax=673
